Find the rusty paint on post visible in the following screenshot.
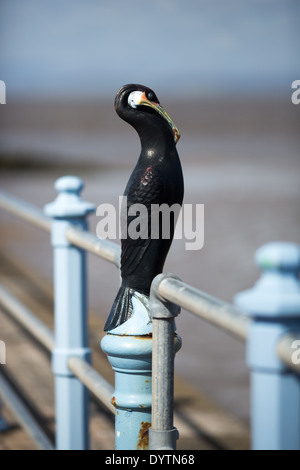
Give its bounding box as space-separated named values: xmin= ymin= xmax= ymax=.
xmin=137 ymin=421 xmax=151 ymax=450
xmin=111 ymin=396 xmax=117 ymax=407
xmin=132 ymin=333 xmax=152 ymax=340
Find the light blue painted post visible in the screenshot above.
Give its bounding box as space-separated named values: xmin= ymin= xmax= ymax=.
xmin=45 ymin=176 xmax=95 ymax=450
xmin=101 ymin=297 xmax=153 ymax=450
xmin=235 ymin=242 xmax=300 ymax=450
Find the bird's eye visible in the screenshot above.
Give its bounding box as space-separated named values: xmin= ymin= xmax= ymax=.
xmin=147 ymin=91 xmax=155 ymax=101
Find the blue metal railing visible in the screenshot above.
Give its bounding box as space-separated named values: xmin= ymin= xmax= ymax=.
xmin=0 ymin=175 xmax=299 ymax=451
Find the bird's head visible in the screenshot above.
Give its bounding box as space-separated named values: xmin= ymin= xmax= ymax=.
xmin=114 ymin=84 xmax=180 ymax=144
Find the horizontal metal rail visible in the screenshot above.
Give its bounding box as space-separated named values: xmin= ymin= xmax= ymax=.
xmin=66 ymin=226 xmax=120 ymax=268
xmin=277 ymin=332 xmax=300 ymax=375
xmin=0 ymin=284 xmax=55 ymax=352
xmin=1 ymin=190 xmax=298 ymax=367
xmin=156 ymin=276 xmax=300 ymax=375
xmin=0 ymin=284 xmax=114 ymax=411
xmin=0 ymin=190 xmax=121 ymax=267
xmin=157 ymin=276 xmax=250 ymax=342
xmin=68 ymin=357 xmax=114 ymax=414
xmin=0 ymin=372 xmax=54 ymax=450
xmin=0 ymin=190 xmax=51 ymax=232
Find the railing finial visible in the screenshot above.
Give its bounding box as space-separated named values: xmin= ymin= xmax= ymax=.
xmin=236 ymin=242 xmax=300 ymax=317
xmin=256 ymin=241 xmax=300 ymax=273
xmin=45 ymin=175 xmax=95 ymax=219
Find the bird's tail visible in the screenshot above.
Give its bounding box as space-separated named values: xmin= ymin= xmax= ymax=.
xmin=104 ymin=283 xmax=136 ymax=332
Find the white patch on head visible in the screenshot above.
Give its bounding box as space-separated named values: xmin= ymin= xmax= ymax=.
xmin=128 ymin=90 xmax=143 ymax=109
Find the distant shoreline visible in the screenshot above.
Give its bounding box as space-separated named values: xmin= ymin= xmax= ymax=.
xmin=0 ymin=96 xmax=297 ymax=135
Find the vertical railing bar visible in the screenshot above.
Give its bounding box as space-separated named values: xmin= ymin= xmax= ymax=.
xmin=149 ymin=274 xmax=182 ymax=451
xmin=151 ymin=317 xmax=176 ymax=431
xmin=235 ymin=242 xmax=300 ymax=450
xmin=276 ymin=332 xmax=300 ymax=375
xmin=45 ymin=176 xmax=95 ymax=450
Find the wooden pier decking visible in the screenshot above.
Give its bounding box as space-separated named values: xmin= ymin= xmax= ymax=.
xmin=0 ymin=252 xmax=250 ymax=450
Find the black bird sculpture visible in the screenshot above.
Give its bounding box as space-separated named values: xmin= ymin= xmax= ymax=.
xmin=104 ymin=84 xmax=184 ymax=332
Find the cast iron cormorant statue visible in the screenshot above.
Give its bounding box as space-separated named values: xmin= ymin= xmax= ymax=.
xmin=104 ymin=84 xmax=184 ymax=332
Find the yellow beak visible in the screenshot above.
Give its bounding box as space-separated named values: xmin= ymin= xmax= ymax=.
xmin=138 ymin=92 xmax=180 ymax=144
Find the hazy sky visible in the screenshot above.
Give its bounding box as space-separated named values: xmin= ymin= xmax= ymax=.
xmin=0 ymin=0 xmax=299 ymax=98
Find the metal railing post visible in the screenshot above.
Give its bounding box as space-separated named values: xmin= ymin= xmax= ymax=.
xmin=235 ymin=242 xmax=300 ymax=450
xmin=45 ymin=176 xmax=95 ymax=450
xmin=101 ymin=294 xmax=153 ymax=450
xmin=148 ymin=274 xmax=182 ymax=450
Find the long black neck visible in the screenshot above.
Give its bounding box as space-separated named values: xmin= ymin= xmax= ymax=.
xmin=115 ymin=88 xmax=177 ymax=160
xmin=129 ymin=113 xmax=176 ymax=161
